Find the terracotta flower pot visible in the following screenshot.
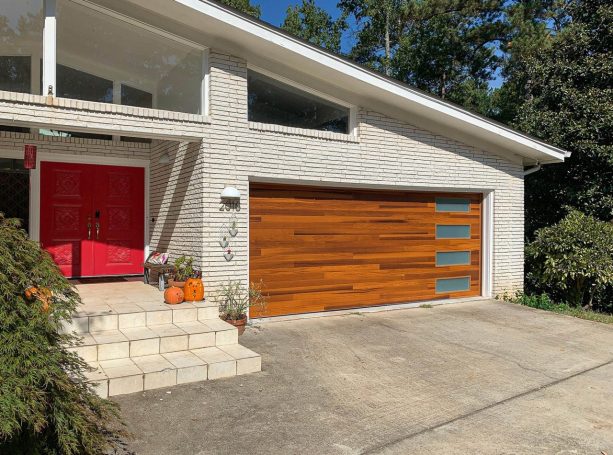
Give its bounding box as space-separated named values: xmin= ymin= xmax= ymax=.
xmin=168 ymin=279 xmax=186 ymax=289
xmin=225 ymin=316 xmax=247 ymax=335
xmin=164 ymin=286 xmax=184 ymax=305
xmin=184 ymin=278 xmax=205 ymax=302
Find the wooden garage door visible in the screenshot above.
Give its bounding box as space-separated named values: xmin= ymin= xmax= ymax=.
xmin=250 ymin=184 xmax=482 ymax=317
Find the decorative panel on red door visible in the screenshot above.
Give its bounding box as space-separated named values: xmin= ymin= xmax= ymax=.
xmin=92 ymin=166 xmax=145 ymax=276
xmin=40 ymin=162 xmax=144 ymax=278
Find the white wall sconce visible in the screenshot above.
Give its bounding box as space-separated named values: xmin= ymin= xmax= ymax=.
xmin=220 ymin=186 xmax=241 ymax=211
xmin=220 ymin=186 xmax=241 ymax=200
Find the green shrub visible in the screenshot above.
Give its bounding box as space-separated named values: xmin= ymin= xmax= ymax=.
xmin=500 ymin=291 xmax=613 ymax=324
xmin=526 ymin=210 xmax=613 ymax=310
xmin=0 ymin=214 xmax=123 ymax=454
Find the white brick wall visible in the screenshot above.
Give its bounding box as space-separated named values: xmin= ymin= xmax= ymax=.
xmin=203 ymin=50 xmax=525 ymax=298
xmin=0 ymin=48 xmax=525 ymax=301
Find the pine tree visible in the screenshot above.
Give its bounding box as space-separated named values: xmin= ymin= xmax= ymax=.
xmin=216 ymin=0 xmax=261 ymax=18
xmin=0 ymin=214 xmax=124 ymax=454
xmin=515 ymin=0 xmax=613 ymax=235
xmin=339 ymin=0 xmax=507 ymax=114
xmin=282 ymin=0 xmax=347 ymax=53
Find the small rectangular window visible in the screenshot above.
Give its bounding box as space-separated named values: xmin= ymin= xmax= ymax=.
xmin=436 ymin=277 xmax=470 ymax=293
xmin=436 ymin=251 xmax=471 ymax=266
xmin=248 ymin=70 xmax=350 ymax=134
xmin=436 ymin=197 xmax=470 ymax=212
xmin=436 ymin=225 xmax=471 ymax=239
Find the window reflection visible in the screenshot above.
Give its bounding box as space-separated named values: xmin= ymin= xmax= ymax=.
xmin=248 ymin=70 xmax=350 ymax=134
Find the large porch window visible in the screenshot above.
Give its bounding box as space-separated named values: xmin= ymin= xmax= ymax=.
xmin=0 ymin=0 xmax=206 ymax=117
xmin=0 ymin=0 xmax=43 ymax=95
xmin=0 ymin=0 xmax=43 ymax=132
xmin=56 ymin=0 xmax=205 ymax=115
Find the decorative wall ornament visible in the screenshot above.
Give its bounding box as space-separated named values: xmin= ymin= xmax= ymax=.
xmin=219 ymin=224 xmax=230 ymax=248
xmin=224 ymin=248 xmax=234 ymax=262
xmin=228 ymin=214 xmax=238 ymax=237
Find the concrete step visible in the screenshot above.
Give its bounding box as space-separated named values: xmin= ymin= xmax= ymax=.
xmin=68 ymin=320 xmax=239 ymax=363
xmin=84 ymin=345 xmax=262 ymax=397
xmin=62 ymin=300 xmax=219 ymax=335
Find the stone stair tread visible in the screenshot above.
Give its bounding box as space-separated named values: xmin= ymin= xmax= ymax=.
xmin=75 ymin=300 xmax=216 ymax=318
xmin=131 ymin=354 xmax=175 ymax=373
xmin=90 ymin=330 xmax=128 ymax=344
xmin=120 ymin=326 xmax=158 ymax=340
xmin=174 ymin=321 xmax=215 ymax=334
xmin=191 ymin=346 xmax=234 ymax=363
xmin=219 ymin=343 xmax=260 ymax=359
xmin=147 ymin=323 xmax=187 ymax=337
xmin=162 ymin=351 xmax=206 ymax=368
xmin=202 ymin=319 xmax=236 ymax=331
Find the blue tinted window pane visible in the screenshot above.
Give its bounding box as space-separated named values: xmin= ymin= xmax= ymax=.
xmin=436 ymin=277 xmax=470 ymax=293
xmin=436 ymin=197 xmax=470 ymax=212
xmin=436 ymin=251 xmax=471 ymax=266
xmin=436 ymin=225 xmax=471 ymax=239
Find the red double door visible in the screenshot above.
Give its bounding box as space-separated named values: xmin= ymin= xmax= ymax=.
xmin=40 ymin=162 xmax=145 ymax=278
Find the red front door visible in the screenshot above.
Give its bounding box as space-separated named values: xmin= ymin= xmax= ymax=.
xmin=40 ymin=162 xmax=145 ymax=277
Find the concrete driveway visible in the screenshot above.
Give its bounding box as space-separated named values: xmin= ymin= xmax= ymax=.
xmin=116 ymin=300 xmax=613 ymax=454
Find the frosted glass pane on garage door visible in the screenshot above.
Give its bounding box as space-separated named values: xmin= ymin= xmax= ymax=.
xmin=436 ymin=225 xmax=471 ymax=239
xmin=436 ymin=251 xmax=471 ymax=266
xmin=436 ymin=277 xmax=470 ymax=293
xmin=436 ymin=197 xmax=470 ymax=212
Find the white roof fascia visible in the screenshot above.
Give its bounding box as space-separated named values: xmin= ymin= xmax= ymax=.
xmin=132 ymin=0 xmax=571 ymax=163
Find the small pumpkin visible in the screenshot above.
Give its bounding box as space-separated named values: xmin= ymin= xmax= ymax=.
xmin=24 ymin=287 xmax=39 ymax=301
xmin=164 ymin=286 xmax=185 ymax=305
xmin=183 ymin=278 xmax=205 ymax=302
xmin=24 ymin=286 xmax=52 ymax=312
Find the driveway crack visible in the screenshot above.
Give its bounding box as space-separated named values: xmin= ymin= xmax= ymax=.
xmin=360 ymin=357 xmax=613 ymax=455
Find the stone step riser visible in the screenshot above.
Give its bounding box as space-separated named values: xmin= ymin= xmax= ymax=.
xmin=63 ymin=306 xmax=219 ymax=335
xmin=86 ymin=347 xmax=262 ymax=398
xmin=71 ymin=329 xmax=239 ymax=363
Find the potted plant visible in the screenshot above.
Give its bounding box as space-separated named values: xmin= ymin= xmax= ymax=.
xmin=168 ymin=255 xmax=195 ymax=288
xmin=215 ymin=280 xmax=267 ymax=335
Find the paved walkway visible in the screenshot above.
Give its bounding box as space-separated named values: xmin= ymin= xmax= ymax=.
xmin=115 ymin=300 xmax=613 ymax=454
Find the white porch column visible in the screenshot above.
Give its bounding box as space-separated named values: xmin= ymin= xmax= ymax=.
xmin=43 ymin=0 xmax=57 ymax=96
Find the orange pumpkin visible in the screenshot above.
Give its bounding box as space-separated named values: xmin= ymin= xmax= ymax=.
xmin=24 ymin=286 xmax=52 ymax=311
xmin=24 ymin=287 xmax=38 ymax=301
xmin=164 ymin=286 xmax=184 ymax=305
xmin=183 ymin=278 xmax=204 ymax=302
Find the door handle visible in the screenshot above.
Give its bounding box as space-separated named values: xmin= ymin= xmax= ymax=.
xmin=87 ymin=217 xmax=92 ymax=240
xmin=94 ymin=210 xmax=100 ymax=240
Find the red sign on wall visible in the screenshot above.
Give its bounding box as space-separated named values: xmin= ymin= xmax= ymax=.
xmin=24 ymin=145 xmax=37 ymax=169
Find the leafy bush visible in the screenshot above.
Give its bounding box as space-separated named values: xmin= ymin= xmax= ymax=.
xmin=526 ymin=210 xmax=613 ymax=310
xmin=0 ymin=214 xmax=123 ymax=454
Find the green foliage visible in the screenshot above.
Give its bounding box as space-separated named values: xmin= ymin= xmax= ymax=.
xmin=172 ymin=255 xmax=195 ymax=282
xmin=215 ymin=280 xmax=267 ymax=320
xmin=282 ymin=0 xmax=347 ymax=52
xmin=514 ymin=0 xmax=613 ymax=234
xmin=339 ymin=0 xmax=506 ymax=113
xmin=500 ymin=291 xmax=613 ymax=324
xmin=525 ymin=210 xmax=613 ymax=310
xmin=215 ymin=0 xmax=261 ymax=18
xmin=0 ymin=214 xmax=123 ymax=454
